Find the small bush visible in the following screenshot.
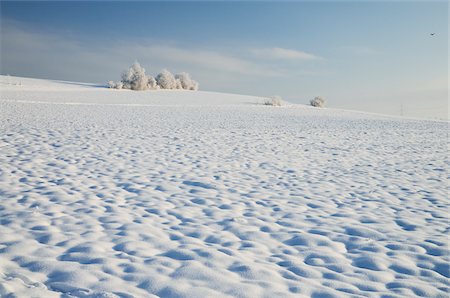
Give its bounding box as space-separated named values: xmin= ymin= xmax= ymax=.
xmin=156 ymin=69 xmax=177 ymax=89
xmin=263 ymin=96 xmax=283 ymax=106
xmin=175 ymin=72 xmax=199 ymax=91
xmin=175 ymin=79 xmax=183 ymax=89
xmin=115 ymin=81 xmax=123 ymax=89
xmin=107 ymin=81 xmax=123 ymax=89
xmin=310 ymin=96 xmax=326 ymax=107
xmin=121 ymin=62 xmax=148 ymax=91
xmin=147 ymin=76 xmax=157 ymax=90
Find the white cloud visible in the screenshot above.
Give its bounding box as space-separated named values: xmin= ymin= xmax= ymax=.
xmin=250 ymin=47 xmax=322 ymax=60
xmin=127 ymin=44 xmax=282 ymax=76
xmin=1 ymin=20 xmax=283 ymax=82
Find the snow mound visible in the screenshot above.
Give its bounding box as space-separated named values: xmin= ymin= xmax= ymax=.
xmin=0 ymin=76 xmax=448 ymax=297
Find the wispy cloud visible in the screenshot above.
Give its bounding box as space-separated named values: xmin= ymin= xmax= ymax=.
xmin=1 ymin=20 xmax=283 ymax=82
xmin=250 ymin=47 xmax=322 ymax=61
xmin=126 ymin=44 xmax=282 ymax=76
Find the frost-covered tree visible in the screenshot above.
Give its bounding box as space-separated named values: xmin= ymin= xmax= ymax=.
xmin=263 ymin=96 xmax=283 ymax=106
xmin=175 ymin=72 xmax=199 ymax=91
xmin=156 ymin=69 xmax=177 ymax=89
xmin=147 ymin=76 xmax=157 ymax=90
xmin=121 ymin=62 xmax=149 ymax=91
xmin=310 ymin=96 xmax=326 ymax=107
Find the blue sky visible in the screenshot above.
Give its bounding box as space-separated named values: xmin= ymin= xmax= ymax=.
xmin=1 ymin=1 xmax=448 ymax=119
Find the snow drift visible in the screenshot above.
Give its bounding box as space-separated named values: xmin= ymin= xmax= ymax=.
xmin=0 ymin=76 xmax=448 ymax=298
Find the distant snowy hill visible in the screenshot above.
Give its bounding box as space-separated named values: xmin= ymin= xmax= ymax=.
xmin=0 ymin=76 xmax=448 ymax=297
xmin=0 ymin=75 xmax=268 ymax=107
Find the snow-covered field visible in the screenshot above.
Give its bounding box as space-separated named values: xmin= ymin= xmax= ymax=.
xmin=0 ymin=76 xmax=448 ymax=297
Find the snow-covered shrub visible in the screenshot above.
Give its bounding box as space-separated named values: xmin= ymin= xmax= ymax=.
xmin=147 ymin=76 xmax=157 ymax=90
xmin=191 ymin=81 xmax=199 ymax=91
xmin=115 ymin=81 xmax=123 ymax=89
xmin=310 ymin=96 xmax=326 ymax=107
xmin=175 ymin=79 xmax=183 ymax=89
xmin=107 ymin=81 xmax=123 ymax=89
xmin=175 ymin=72 xmax=199 ymax=91
xmin=121 ymin=62 xmax=149 ymax=91
xmin=156 ymin=69 xmax=177 ymax=89
xmin=263 ymin=96 xmax=283 ymax=106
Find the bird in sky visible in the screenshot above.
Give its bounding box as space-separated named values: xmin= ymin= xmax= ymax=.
xmin=430 ymin=33 xmax=435 ymax=36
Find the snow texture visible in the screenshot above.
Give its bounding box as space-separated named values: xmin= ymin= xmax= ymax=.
xmin=0 ymin=76 xmax=448 ymax=298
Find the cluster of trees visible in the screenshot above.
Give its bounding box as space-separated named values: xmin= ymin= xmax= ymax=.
xmin=108 ymin=62 xmax=199 ymax=91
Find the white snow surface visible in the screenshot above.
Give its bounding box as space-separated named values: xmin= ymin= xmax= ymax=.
xmin=0 ymin=76 xmax=448 ymax=297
